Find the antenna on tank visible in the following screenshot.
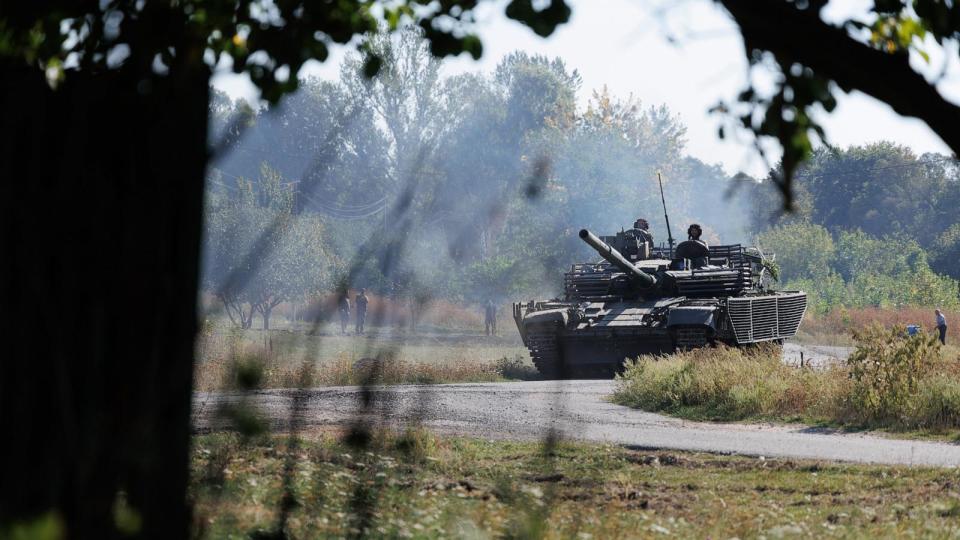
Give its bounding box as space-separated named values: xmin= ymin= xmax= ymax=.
xmin=656 ymin=171 xmax=675 ymax=257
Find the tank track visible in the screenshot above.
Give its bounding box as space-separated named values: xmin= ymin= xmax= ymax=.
xmin=525 ymin=324 xmax=566 ymax=379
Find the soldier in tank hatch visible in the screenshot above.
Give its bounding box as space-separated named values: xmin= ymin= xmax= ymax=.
xmin=633 ymin=218 xmax=654 ymax=242
xmin=624 ymin=218 xmax=654 ymax=260
xmin=681 ymin=223 xmax=710 ymax=270
xmin=687 ymin=223 xmax=706 ymax=246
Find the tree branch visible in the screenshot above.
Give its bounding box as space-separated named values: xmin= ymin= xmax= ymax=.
xmin=719 ymin=0 xmax=960 ymax=155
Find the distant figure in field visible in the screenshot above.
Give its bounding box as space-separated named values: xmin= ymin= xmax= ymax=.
xmin=936 ymin=308 xmax=947 ymax=345
xmin=484 ymin=300 xmax=497 ymax=336
xmin=337 ymin=293 xmax=350 ymax=335
xmin=355 ymin=288 xmax=369 ymax=335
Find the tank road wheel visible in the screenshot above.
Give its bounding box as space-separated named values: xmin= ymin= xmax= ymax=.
xmin=525 ymin=323 xmax=567 ymax=379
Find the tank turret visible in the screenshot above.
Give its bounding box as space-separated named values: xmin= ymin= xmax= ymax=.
xmin=578 ymin=229 xmax=657 ymax=288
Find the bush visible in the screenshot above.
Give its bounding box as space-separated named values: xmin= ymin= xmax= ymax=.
xmin=614 ymin=329 xmax=960 ymax=433
xmin=846 ymin=324 xmax=942 ymax=425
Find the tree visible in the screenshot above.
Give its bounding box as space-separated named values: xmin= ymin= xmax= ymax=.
xmin=204 ymin=165 xmax=333 ymax=330
xmin=714 ymin=0 xmax=960 ymax=208
xmin=932 ymin=224 xmax=960 ymax=279
xmin=217 ymin=78 xmax=392 ymax=213
xmin=757 ymin=222 xmax=835 ymax=282
xmin=0 ymin=2 xmax=570 ymax=538
xmin=834 ymin=229 xmax=925 ymax=282
xmin=342 ymin=28 xmax=448 ymax=190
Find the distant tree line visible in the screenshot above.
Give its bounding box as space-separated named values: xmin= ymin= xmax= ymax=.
xmin=752 ymin=142 xmax=960 ymax=312
xmin=205 ymin=29 xmax=754 ymax=326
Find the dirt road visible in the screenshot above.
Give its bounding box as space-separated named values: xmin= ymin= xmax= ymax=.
xmin=194 ymin=376 xmax=960 ymax=468
xmin=782 ymin=342 xmax=851 ymax=368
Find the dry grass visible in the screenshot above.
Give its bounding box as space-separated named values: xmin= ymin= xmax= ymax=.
xmin=194 ymin=326 xmax=534 ymax=391
xmin=614 ymin=344 xmax=853 ymax=423
xmin=798 ymin=306 xmax=960 ymax=346
xmin=614 ymin=330 xmax=960 ymax=433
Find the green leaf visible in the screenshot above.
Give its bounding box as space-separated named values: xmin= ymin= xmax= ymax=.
xmin=505 ymin=0 xmax=571 ymax=37
xmin=363 ymin=53 xmax=382 ymax=78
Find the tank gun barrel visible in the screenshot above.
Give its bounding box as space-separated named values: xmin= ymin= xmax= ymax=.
xmin=579 ymin=229 xmax=657 ymax=288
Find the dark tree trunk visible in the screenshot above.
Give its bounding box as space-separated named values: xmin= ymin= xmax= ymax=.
xmin=0 ymin=61 xmax=209 ymax=539
xmin=220 ymin=293 xmax=240 ymax=328
xmin=262 ymin=305 xmax=272 ymax=330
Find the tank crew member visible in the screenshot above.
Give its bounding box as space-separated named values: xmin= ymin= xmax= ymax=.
xmin=936 ymin=308 xmax=947 ymax=345
xmin=337 ymin=292 xmax=351 ymax=335
xmin=687 ymin=223 xmax=706 ymax=246
xmin=683 ymin=223 xmax=710 ymax=269
xmin=484 ymin=299 xmax=497 ymax=336
xmin=633 ymin=218 xmax=654 ymax=241
xmin=628 ymin=218 xmax=654 ymax=259
xmin=355 ymin=288 xmax=369 ymax=335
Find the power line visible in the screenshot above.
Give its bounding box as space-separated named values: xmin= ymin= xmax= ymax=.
xmin=307 ymin=194 xmax=388 ymax=211
xmin=208 ymin=175 xmax=388 ymax=219
xmin=300 ymin=192 xmax=388 ymax=220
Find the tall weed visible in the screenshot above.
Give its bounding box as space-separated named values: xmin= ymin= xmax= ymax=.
xmin=615 ymin=330 xmax=960 ymax=433
xmin=614 ymin=344 xmax=849 ymax=421
xmin=846 ymin=325 xmax=941 ymax=425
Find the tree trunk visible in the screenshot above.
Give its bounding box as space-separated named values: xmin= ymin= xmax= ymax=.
xmin=243 ymin=304 xmax=255 ymax=330
xmin=220 ymin=293 xmax=240 ymax=327
xmin=0 ymin=61 xmax=209 ymax=539
xmin=262 ymin=305 xmax=272 ymax=330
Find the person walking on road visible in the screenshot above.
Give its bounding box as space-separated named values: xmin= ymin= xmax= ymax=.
xmin=337 ymin=292 xmax=351 ymax=335
xmin=936 ymin=308 xmax=948 ymax=345
xmin=484 ymin=299 xmax=497 ymax=336
xmin=355 ymin=288 xmax=369 ymax=335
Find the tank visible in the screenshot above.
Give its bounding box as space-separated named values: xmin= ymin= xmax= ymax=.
xmin=512 ymin=224 xmax=807 ymax=378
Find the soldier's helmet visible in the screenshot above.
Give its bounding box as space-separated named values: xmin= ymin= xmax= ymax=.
xmin=687 ymin=223 xmax=703 ymax=240
xmin=633 ymin=218 xmax=650 ymax=231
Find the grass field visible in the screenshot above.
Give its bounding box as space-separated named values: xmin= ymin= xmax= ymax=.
xmin=194 ymin=321 xmax=533 ymax=391
xmin=192 ymin=430 xmax=960 ymax=539
xmin=796 ymin=306 xmax=960 ymax=346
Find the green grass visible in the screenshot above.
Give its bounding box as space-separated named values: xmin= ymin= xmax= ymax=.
xmin=192 ymin=431 xmax=960 ymax=539
xmin=613 ymin=329 xmax=960 ymax=437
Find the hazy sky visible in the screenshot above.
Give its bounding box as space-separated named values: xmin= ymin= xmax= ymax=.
xmin=213 ymin=0 xmax=960 ymax=177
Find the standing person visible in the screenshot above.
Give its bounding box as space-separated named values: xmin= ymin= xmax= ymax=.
xmin=484 ymin=299 xmax=497 ymax=336
xmin=337 ymin=292 xmax=351 ymax=335
xmin=936 ymin=308 xmax=948 ymax=345
xmin=355 ymin=288 xmax=369 ymax=335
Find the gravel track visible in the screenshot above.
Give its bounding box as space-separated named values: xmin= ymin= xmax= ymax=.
xmin=193 ymin=341 xmax=960 ymax=468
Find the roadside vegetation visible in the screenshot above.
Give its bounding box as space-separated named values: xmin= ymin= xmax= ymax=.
xmin=797 ymin=306 xmax=960 ymax=346
xmin=614 ymin=327 xmax=960 ymax=435
xmin=192 ymin=430 xmax=960 ymax=538
xmin=194 ymin=320 xmax=535 ymax=391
